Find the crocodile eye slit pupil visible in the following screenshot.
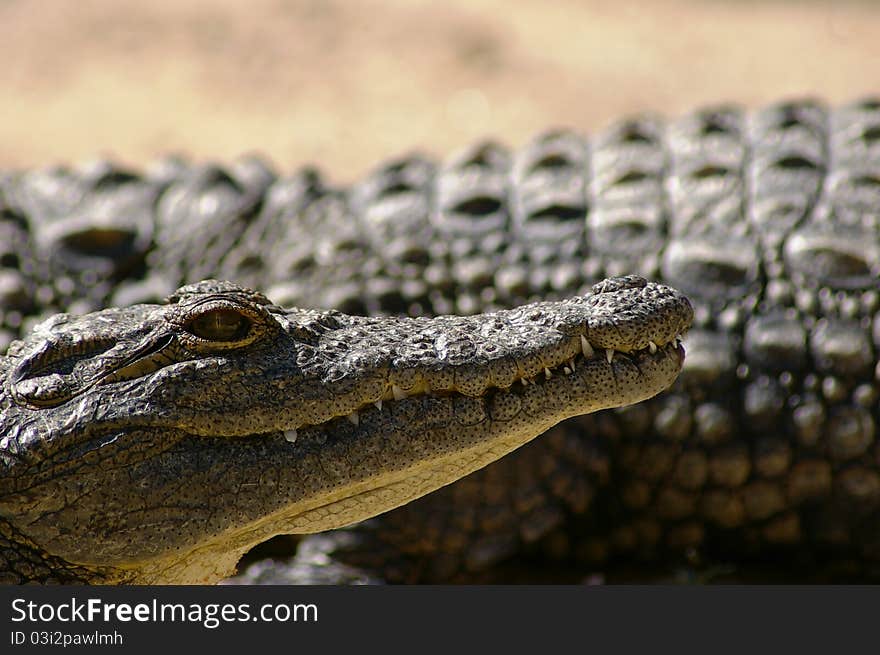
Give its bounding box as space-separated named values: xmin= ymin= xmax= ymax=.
xmin=188 ymin=309 xmax=249 ymax=341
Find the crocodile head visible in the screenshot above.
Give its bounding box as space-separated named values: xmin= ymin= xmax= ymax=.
xmin=0 ymin=275 xmax=692 ymax=583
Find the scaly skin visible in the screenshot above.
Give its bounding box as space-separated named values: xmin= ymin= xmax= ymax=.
xmin=0 ymin=96 xmax=878 ymax=582
xmin=0 ymin=277 xmax=690 ymax=583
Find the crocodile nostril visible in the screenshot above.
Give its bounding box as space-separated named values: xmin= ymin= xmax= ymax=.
xmin=591 ymin=275 xmax=648 ymax=294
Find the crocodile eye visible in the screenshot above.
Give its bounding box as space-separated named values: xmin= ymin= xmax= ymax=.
xmin=187 ymin=309 xmax=251 ymax=342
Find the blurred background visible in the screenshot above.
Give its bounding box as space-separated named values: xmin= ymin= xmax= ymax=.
xmin=1 ymin=0 xmax=878 ymax=182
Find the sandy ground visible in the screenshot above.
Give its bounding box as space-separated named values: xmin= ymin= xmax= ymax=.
xmin=1 ymin=0 xmax=878 ymax=183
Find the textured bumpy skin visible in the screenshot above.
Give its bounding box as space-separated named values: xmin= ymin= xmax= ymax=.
xmin=1 ymin=97 xmax=879 ymax=583
xmin=0 ymin=276 xmax=689 ymax=583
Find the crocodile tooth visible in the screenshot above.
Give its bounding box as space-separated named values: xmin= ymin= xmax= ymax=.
xmin=284 ymin=429 xmax=298 ymax=443
xmin=520 ymin=377 xmax=529 ymax=386
xmin=544 ymin=367 xmax=552 ymax=379
xmin=563 ymin=366 xmax=572 ymax=375
xmin=606 ymin=349 xmax=614 ymax=363
xmin=580 ymin=335 xmax=594 ymax=358
xmin=374 ymin=400 xmax=383 ymax=411
xmin=347 ymin=411 xmax=360 ymax=426
xmin=392 ymin=384 xmax=407 ymax=401
xmin=648 ymin=341 xmax=657 ymax=354
xmin=569 ymin=358 xmax=576 ymax=372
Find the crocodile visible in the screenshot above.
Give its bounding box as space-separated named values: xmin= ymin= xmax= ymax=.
xmin=0 ymin=276 xmax=690 ymax=583
xmin=0 ymin=96 xmax=878 ymax=583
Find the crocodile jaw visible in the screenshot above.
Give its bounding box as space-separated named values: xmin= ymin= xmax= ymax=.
xmin=107 ymin=340 xmax=687 ymax=585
